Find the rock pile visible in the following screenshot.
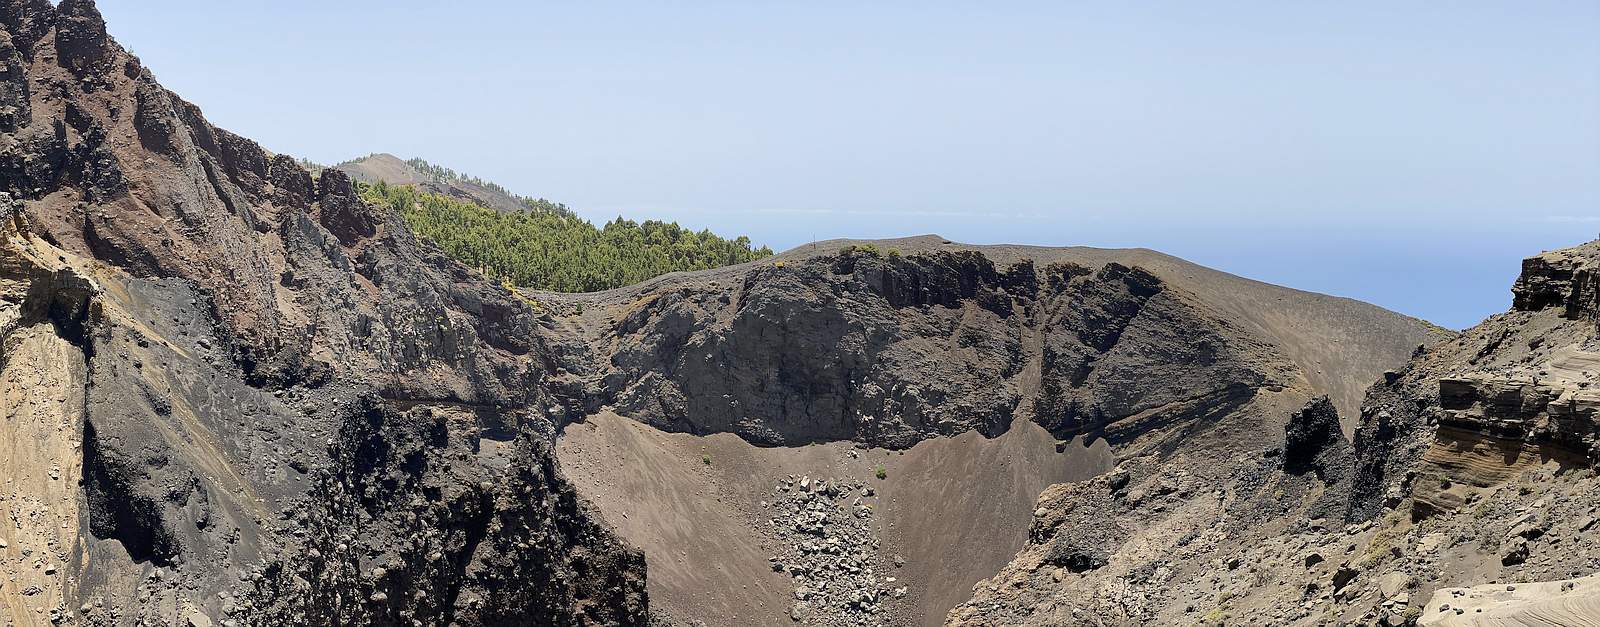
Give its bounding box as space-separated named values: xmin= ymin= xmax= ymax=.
xmin=766 ymin=475 xmax=903 ymax=625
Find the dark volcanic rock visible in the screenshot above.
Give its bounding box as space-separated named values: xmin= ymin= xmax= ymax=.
xmin=0 ymin=3 xmax=648 ymax=625
xmin=53 ymin=0 xmax=113 ymax=75
xmin=242 ymin=398 xmax=646 ymax=626
xmin=1283 ymin=396 xmax=1351 ymax=481
xmin=1511 ymin=243 xmax=1600 ymax=320
xmin=580 ymin=247 xmax=1284 ymax=449
xmin=316 ymin=168 xmax=377 ymax=246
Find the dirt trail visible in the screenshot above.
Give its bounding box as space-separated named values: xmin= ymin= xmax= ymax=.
xmin=556 ymin=412 xmax=1112 ymax=626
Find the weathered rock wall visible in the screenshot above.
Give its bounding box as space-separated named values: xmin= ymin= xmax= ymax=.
xmin=0 ymin=2 xmax=649 ymax=624
xmin=565 ymin=248 xmax=1290 ymax=451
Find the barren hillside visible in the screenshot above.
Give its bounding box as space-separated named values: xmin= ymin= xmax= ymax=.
xmin=530 ymin=235 xmax=1443 ymax=625
xmin=2 ymin=3 xmax=1591 ymax=627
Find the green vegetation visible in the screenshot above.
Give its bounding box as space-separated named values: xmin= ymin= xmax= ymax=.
xmin=402 ymin=157 xmax=579 ymax=218
xmin=841 ymin=243 xmax=882 ymax=257
xmin=874 ymin=465 xmax=887 ymax=480
xmin=363 ymin=181 xmax=773 ymax=293
xmin=334 ymin=154 xmax=580 ymax=218
xmin=702 ymin=453 xmax=712 ymax=466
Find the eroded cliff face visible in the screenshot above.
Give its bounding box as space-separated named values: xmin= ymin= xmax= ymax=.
xmin=1 ymin=203 xmax=93 ymax=627
xmin=0 ymin=2 xmax=646 ymax=625
xmin=950 ymin=240 xmax=1600 ymax=627
xmin=1333 ymin=242 xmax=1600 ymax=626
xmin=1349 ymin=241 xmax=1600 ymax=526
xmin=530 ymin=234 xmax=1441 ymax=625
xmin=551 ymin=247 xmax=1292 ymax=451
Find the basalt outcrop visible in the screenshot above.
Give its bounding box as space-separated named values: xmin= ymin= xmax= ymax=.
xmin=543 ymin=242 xmax=1433 ymax=455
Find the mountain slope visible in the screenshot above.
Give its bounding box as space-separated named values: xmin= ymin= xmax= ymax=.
xmin=950 ymin=239 xmax=1600 ymax=626
xmin=336 ymin=153 xmax=565 ymax=216
xmin=533 ymin=235 xmax=1445 ymax=625
xmin=337 ymin=154 xmax=774 ymax=292
xmin=0 ymin=3 xmax=1490 ymax=627
xmin=1 ymin=2 xmax=645 ymax=625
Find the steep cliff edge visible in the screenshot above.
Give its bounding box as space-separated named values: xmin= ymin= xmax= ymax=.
xmin=950 ymin=239 xmax=1600 ymax=626
xmin=1352 ymin=241 xmax=1600 ymax=524
xmin=1337 ymin=239 xmax=1600 ymax=625
xmin=541 ymin=237 xmax=1441 ymax=451
xmin=0 ymin=2 xmax=645 ymax=625
xmin=536 ymin=236 xmax=1442 ymax=625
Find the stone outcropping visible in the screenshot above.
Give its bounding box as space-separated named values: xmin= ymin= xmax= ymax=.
xmin=1283 ymin=395 xmax=1353 ymax=481
xmin=1511 ymin=244 xmax=1600 ymax=322
xmin=555 ymin=247 xmax=1293 ymax=450
xmin=940 ymin=242 xmax=1600 ymax=626
xmin=0 ymin=3 xmax=647 ymax=625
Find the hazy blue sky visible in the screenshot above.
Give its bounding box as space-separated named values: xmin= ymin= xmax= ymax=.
xmin=98 ymin=1 xmax=1598 ymax=329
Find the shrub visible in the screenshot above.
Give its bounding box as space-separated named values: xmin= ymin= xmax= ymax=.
xmin=365 ymin=180 xmax=773 ymax=293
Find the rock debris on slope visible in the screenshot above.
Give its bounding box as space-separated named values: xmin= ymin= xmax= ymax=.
xmin=765 ymin=476 xmax=900 ymax=625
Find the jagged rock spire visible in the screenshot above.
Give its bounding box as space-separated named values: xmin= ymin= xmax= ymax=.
xmin=0 ymin=0 xmax=54 ymax=56
xmin=56 ymin=0 xmax=113 ymax=74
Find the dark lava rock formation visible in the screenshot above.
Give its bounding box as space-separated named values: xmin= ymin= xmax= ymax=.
xmin=532 ymin=233 xmax=1442 ymax=624
xmin=1283 ymin=396 xmax=1353 ymax=482
xmin=0 ymin=2 xmax=643 ymax=625
xmin=543 ymin=242 xmax=1434 ymax=453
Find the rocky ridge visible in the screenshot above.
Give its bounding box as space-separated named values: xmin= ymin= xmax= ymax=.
xmin=544 ymin=243 xmax=1400 ymax=451
xmin=0 ymin=2 xmax=646 ymax=625
xmin=335 ymin=153 xmax=543 ymax=216
xmin=947 ymin=238 xmax=1600 ymax=626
